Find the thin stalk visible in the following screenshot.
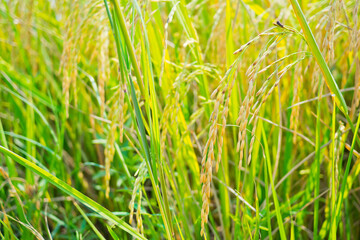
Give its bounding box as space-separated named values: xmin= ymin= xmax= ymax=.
xmin=74 ymin=202 xmax=106 ymax=240
xmin=111 ymin=0 xmax=145 ymax=98
xmin=0 ymin=119 xmax=17 ymax=177
xmin=330 ymin=97 xmax=337 ymax=239
xmin=261 ymin=122 xmax=286 ymax=240
xmin=313 ymin=77 xmax=324 ymax=240
xmin=264 ymin=154 xmax=273 ymax=240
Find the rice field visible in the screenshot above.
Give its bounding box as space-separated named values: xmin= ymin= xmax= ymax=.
xmin=0 ymin=0 xmax=360 ymax=239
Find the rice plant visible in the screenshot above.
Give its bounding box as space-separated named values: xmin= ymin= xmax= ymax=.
xmin=0 ymin=0 xmax=360 ymax=239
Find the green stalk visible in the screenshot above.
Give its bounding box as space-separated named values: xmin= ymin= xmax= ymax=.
xmin=111 ymin=0 xmax=145 ymax=98
xmin=330 ymin=98 xmax=337 ymax=239
xmin=288 ymin=0 xmax=348 ymax=116
xmin=261 ymin=122 xmax=286 ymax=240
xmin=0 ymin=119 xmax=17 ymax=177
xmin=313 ymin=77 xmax=324 ymax=240
xmin=107 ymin=1 xmax=173 ymax=238
xmin=128 ymin=62 xmax=173 ymax=240
xmin=0 ymin=146 xmax=146 ymax=240
xmin=74 ymin=202 xmax=106 ymax=240
xmin=131 ymin=1 xmax=173 ymax=235
xmin=264 ymin=153 xmax=273 ymax=240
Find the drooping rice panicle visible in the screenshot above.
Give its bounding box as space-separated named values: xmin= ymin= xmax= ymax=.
xmin=2 ymin=0 xmax=360 ymax=239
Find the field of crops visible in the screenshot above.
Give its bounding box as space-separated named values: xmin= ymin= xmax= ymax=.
xmin=1 ymin=0 xmax=360 ymax=239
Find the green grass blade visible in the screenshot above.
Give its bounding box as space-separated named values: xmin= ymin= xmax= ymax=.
xmin=107 ymin=225 xmax=120 ymax=240
xmin=110 ymin=0 xmax=145 ymax=98
xmin=108 ymin=2 xmax=173 ymax=238
xmin=330 ymin=97 xmax=337 ymax=239
xmin=0 ymin=119 xmax=17 ymax=177
xmin=0 ymin=146 xmax=146 ymax=240
xmin=74 ymin=202 xmax=106 ymax=240
xmin=313 ymin=77 xmax=324 ymax=240
xmin=261 ymin=122 xmax=287 ymax=240
xmin=288 ymin=0 xmax=348 ymax=115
